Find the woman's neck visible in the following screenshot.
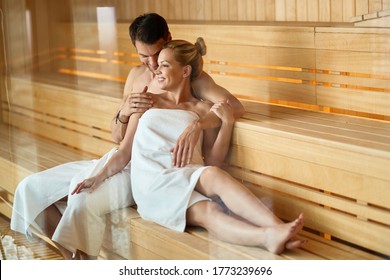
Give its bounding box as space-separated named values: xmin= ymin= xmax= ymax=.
xmin=166 ymin=80 xmax=195 ymax=104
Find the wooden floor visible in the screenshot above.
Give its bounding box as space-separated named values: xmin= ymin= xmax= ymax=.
xmin=0 ymin=214 xmax=63 ymax=260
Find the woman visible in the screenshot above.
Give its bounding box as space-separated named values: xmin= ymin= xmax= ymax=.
xmin=76 ymin=38 xmax=305 ymax=255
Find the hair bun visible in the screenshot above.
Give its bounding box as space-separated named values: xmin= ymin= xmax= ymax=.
xmin=195 ymin=37 xmax=207 ymax=56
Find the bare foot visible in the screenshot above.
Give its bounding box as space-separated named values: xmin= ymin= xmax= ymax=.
xmin=263 ymin=213 xmax=304 ymax=254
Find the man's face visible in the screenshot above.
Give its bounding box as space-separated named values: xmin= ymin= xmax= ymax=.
xmin=135 ymin=38 xmax=166 ymax=72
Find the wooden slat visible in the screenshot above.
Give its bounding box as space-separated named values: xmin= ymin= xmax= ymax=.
xmin=169 ymin=24 xmax=316 ymax=48
xmin=0 ymin=124 xmax=95 ymax=164
xmin=4 ymin=111 xmax=114 ymax=157
xmin=227 ymin=168 xmax=390 ymax=226
xmin=7 ymin=77 xmax=119 ymax=131
xmin=228 ymin=143 xmax=390 ymax=208
xmin=241 ymin=112 xmax=390 ymax=150
xmin=242 ymin=102 xmax=390 ymax=138
xmin=317 ymin=86 xmax=390 ymax=116
xmin=0 ymin=215 xmax=63 ymax=260
xmin=212 ymin=75 xmax=316 ymax=104
xmin=131 ymin=217 xmax=287 ymax=260
xmin=316 ymin=50 xmax=390 ymax=76
xmin=232 ymin=118 xmax=390 ymax=179
xmin=188 ymin=226 xmax=323 ymax=260
xmin=242 ymin=101 xmax=390 ymax=130
xmin=205 ymin=45 xmax=316 ymax=68
xmin=244 ymin=181 xmax=390 ymax=257
xmin=298 ymin=231 xmax=382 ymax=259
xmin=315 ymin=27 xmax=390 ymax=52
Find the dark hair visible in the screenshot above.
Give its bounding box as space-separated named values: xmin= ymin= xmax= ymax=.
xmin=129 ymin=13 xmax=170 ymax=45
xmin=163 ymin=38 xmax=207 ymax=81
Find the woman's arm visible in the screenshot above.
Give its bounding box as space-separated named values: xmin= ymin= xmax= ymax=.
xmin=202 ymin=100 xmax=235 ymax=167
xmin=73 ymin=113 xmax=142 ymax=194
xmin=173 ymin=72 xmax=244 ymax=166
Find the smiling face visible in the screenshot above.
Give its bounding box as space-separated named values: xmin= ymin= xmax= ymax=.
xmin=135 ymin=38 xmax=166 ymax=72
xmin=155 ymin=48 xmax=189 ymax=91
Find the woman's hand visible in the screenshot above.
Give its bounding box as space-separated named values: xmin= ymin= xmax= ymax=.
xmin=71 ymin=176 xmax=103 ymax=195
xmin=210 ymin=100 xmax=234 ymax=125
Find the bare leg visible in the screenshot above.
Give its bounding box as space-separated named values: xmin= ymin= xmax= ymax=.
xmin=35 ymin=204 xmax=62 ymax=237
xmin=35 ymin=204 xmax=76 ymax=259
xmin=187 ymin=201 xmax=304 ymax=254
xmin=196 ymin=167 xmax=282 ymax=227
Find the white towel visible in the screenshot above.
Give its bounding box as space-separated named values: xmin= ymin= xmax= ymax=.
xmin=131 ymin=109 xmax=210 ymax=232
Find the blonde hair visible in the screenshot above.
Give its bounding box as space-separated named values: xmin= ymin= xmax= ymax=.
xmin=163 ymin=37 xmax=207 ymax=80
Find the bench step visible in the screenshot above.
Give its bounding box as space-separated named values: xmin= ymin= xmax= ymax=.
xmin=122 ymin=208 xmax=381 ymax=260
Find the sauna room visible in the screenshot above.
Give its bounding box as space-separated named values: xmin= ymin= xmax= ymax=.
xmin=0 ymin=0 xmax=389 ymax=266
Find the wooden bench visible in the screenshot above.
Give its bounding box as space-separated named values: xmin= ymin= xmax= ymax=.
xmin=1 ymin=22 xmax=389 ymax=259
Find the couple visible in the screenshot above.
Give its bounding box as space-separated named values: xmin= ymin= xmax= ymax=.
xmin=11 ymin=13 xmax=304 ymax=259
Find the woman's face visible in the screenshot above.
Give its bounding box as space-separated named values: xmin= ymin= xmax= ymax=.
xmin=155 ymin=48 xmax=186 ymax=91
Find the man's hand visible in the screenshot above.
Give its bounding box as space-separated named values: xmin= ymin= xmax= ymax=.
xmin=121 ymin=86 xmax=153 ymax=119
xmin=171 ymin=120 xmax=202 ymax=168
xmin=210 ymin=100 xmax=235 ymax=125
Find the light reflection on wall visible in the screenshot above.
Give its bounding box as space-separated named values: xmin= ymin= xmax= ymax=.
xmin=96 ymin=7 xmax=117 ymax=52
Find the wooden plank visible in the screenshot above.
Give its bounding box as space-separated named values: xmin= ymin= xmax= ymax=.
xmin=233 ymin=118 xmax=390 ymax=176
xmin=212 ymin=75 xmax=316 ymax=104
xmin=316 ymin=72 xmax=389 ymax=93
xmin=316 ymin=50 xmax=390 ymax=76
xmin=298 ymin=231 xmax=382 ymax=259
xmin=227 ymin=168 xmax=390 ymax=226
xmin=241 ymin=101 xmax=390 ymax=137
xmin=0 ymin=215 xmax=63 ymax=260
xmin=101 ymin=207 xmax=140 ymax=260
xmin=131 ymin=217 xmax=288 ymax=259
xmin=131 ymin=218 xmax=251 ymax=259
xmin=315 ymin=28 xmax=390 ymax=52
xmin=241 ymin=112 xmax=390 ymax=149
xmin=241 ymin=101 xmax=390 ymax=130
xmin=8 ymin=77 xmax=119 ymax=131
xmin=4 ymin=111 xmax=113 ymax=157
xmin=0 ymin=157 xmax=33 ymax=195
xmin=317 ymin=86 xmax=390 ymax=116
xmin=330 ymin=0 xmax=343 ymax=22
xmin=0 ymin=124 xmax=94 ymax=164
xmin=356 ymin=0 xmax=369 ymax=15
xmin=188 ymin=226 xmax=324 ymax=260
xmin=169 ymin=24 xmax=315 ymax=48
xmin=245 ymin=182 xmax=390 ymax=256
xmin=228 ymin=144 xmax=390 ymax=208
xmin=206 ymin=63 xmax=315 ymax=82
xmin=206 ymin=45 xmax=316 ymax=68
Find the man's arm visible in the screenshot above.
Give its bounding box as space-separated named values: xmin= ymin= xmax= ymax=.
xmin=111 ymin=69 xmax=153 ymax=143
xmin=192 ymin=71 xmax=245 ymax=119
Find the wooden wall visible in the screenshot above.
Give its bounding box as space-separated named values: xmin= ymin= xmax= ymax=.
xmin=4 ymin=0 xmax=386 ymax=23
xmin=0 ymin=0 xmax=389 ymax=119
xmin=68 ymin=0 xmax=390 ymax=23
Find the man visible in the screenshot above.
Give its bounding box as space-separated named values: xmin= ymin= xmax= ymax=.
xmin=10 ymin=13 xmax=244 ymax=259
xmin=111 ymin=13 xmax=244 ymax=167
